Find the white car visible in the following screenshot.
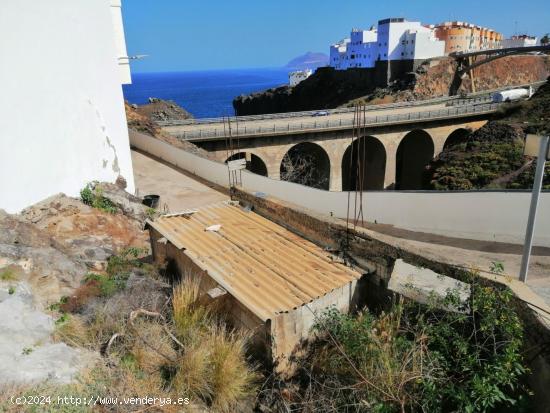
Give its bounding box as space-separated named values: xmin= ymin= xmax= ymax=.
xmin=312 ymin=111 xmax=329 ymax=117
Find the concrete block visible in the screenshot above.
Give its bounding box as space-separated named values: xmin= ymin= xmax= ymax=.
xmin=389 ymin=259 xmax=470 ymax=312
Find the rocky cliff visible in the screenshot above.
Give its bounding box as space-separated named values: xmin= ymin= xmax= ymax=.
xmin=233 ymin=55 xmax=550 ymax=115
xmin=424 ymin=78 xmax=550 ymax=190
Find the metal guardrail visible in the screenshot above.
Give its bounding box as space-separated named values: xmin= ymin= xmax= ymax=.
xmin=175 ymin=103 xmax=502 ymax=141
xmin=158 ymin=94 xmax=459 ymax=126
xmin=157 ymin=81 xmax=545 ymax=128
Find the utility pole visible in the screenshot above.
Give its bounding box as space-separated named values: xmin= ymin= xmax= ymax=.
xmin=519 ymin=135 xmax=550 ymax=283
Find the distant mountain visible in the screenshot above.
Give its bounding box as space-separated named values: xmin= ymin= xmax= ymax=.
xmin=285 ymin=52 xmax=329 ymax=70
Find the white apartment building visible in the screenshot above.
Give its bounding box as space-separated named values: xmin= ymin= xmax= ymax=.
xmin=0 ymin=0 xmax=135 ymax=213
xmin=502 ymin=35 xmax=540 ymax=48
xmin=289 ymin=69 xmax=313 ymax=87
xmin=330 ymin=18 xmax=445 ymax=70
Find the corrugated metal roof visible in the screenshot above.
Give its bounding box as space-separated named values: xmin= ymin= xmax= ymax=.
xmin=148 ymin=202 xmax=360 ymax=321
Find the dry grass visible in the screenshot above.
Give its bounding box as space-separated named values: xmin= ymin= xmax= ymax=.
xmin=172 ymin=278 xmax=212 ymax=342
xmin=129 ymin=320 xmax=177 ymax=373
xmin=173 ymin=338 xmax=213 ymax=402
xmin=52 ymin=314 xmax=91 ymax=348
xmin=208 ymin=326 xmax=259 ymax=412
xmin=0 ymin=266 xmax=19 ymax=282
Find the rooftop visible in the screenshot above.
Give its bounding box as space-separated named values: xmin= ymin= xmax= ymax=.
xmin=147 ymin=202 xmax=360 ymax=321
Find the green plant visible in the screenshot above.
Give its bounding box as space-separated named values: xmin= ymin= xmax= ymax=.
xmin=302 ymin=274 xmax=528 ymax=413
xmin=80 ymin=182 xmax=118 ymax=214
xmin=0 ymin=268 xmax=18 ymax=281
xmin=146 ymin=207 xmax=156 ymax=220
xmin=490 ymin=261 xmax=505 ymax=274
xmin=22 ymin=347 xmax=33 ymax=355
xmin=8 ymin=286 xmax=15 ymax=295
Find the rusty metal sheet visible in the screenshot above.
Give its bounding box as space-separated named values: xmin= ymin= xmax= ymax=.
xmin=148 ymin=202 xmax=360 ymax=321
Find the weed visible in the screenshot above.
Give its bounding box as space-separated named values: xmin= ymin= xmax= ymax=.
xmin=22 ymin=347 xmax=33 ymax=355
xmin=172 ymin=278 xmax=212 ymax=342
xmin=8 ymin=286 xmax=15 ymax=295
xmin=146 ymin=207 xmax=157 ymax=220
xmin=490 ymin=261 xmax=505 ymax=274
xmin=0 ymin=267 xmax=18 ymax=281
xmin=80 ymin=182 xmax=118 ymax=214
xmin=53 ymin=314 xmax=90 ymax=348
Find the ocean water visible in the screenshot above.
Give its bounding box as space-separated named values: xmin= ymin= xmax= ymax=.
xmin=122 ymin=68 xmax=289 ymax=119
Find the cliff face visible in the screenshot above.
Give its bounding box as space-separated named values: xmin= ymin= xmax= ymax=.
xmin=233 ymin=66 xmax=388 ymax=115
xmin=412 ymin=55 xmax=550 ymax=99
xmin=233 ymin=55 xmax=550 ymax=115
xmin=424 ymin=79 xmax=550 ymax=190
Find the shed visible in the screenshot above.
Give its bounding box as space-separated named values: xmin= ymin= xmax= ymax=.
xmin=147 ymin=201 xmax=363 ymax=372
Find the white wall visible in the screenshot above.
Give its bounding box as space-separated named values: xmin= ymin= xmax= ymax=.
xmin=0 ymin=0 xmax=134 ymax=213
xmin=131 ymin=131 xmax=550 ymax=248
xmin=110 ymin=0 xmax=132 ymax=85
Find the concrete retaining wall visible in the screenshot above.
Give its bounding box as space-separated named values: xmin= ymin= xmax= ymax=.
xmin=131 ymin=131 xmax=550 ymax=247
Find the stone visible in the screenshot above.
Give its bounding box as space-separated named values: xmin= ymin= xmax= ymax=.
xmin=0 ymin=282 xmax=95 ymax=385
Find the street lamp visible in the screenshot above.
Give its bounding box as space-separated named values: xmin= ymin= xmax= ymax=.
xmin=519 ymin=134 xmax=550 ymax=282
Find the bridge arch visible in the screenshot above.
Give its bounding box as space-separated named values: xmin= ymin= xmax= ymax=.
xmin=443 ymin=128 xmax=471 ymax=150
xmin=395 ymin=130 xmax=434 ymax=190
xmin=225 ymin=152 xmax=268 ymax=176
xmin=280 ymin=142 xmax=330 ymax=190
xmin=342 ymin=136 xmax=386 ymax=191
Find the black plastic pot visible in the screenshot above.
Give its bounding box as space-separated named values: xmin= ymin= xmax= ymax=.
xmin=142 ymin=194 xmax=160 ymax=209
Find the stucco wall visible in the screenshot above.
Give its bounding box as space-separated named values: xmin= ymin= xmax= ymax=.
xmin=0 ymin=1 xmax=134 ymax=213
xmin=130 ymin=131 xmax=550 ymax=247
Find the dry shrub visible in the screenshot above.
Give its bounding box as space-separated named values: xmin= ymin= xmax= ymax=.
xmin=173 ymin=338 xmax=213 ymax=402
xmin=60 ymin=279 xmax=101 ymax=313
xmin=52 ymin=314 xmax=91 ymax=348
xmin=172 ymin=278 xmax=212 ymax=342
xmin=129 ymin=320 xmax=178 ymax=373
xmin=208 ymin=326 xmax=258 ymax=412
xmin=172 ymin=325 xmax=258 ymax=412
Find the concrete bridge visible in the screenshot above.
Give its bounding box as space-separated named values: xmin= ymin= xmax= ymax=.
xmin=449 ymin=45 xmax=550 ymax=95
xmin=161 ymin=101 xmax=497 ymax=191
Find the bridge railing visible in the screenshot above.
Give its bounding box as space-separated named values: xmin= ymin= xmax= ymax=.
xmin=158 ymin=94 xmax=460 ymax=126
xmin=174 ymin=103 xmax=502 ymax=141
xmin=157 ymin=81 xmax=543 ymax=127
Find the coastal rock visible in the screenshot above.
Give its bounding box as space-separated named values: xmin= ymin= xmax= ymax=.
xmin=233 ymin=55 xmax=550 ymax=115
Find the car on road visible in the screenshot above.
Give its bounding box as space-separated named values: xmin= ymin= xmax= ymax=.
xmin=312 ymin=111 xmax=329 ymax=117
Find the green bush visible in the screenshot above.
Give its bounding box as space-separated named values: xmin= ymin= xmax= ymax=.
xmin=301 ymin=274 xmax=529 ymax=413
xmin=80 ymin=182 xmax=118 ymax=214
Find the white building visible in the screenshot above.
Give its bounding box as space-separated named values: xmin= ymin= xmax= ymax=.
xmin=330 ymin=18 xmax=445 ymax=70
xmin=0 ymin=0 xmax=135 ymax=213
xmin=502 ymin=35 xmax=540 ymax=49
xmin=289 ymin=69 xmax=313 ymax=87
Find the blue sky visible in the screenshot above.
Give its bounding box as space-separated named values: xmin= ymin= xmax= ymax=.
xmin=123 ymin=0 xmax=550 ymax=73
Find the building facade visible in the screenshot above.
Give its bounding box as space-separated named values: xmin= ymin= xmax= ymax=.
xmin=0 ymin=0 xmax=135 ymax=213
xmin=330 ymin=18 xmax=445 ymax=70
xmin=434 ymin=22 xmax=503 ymax=54
xmin=502 ymin=35 xmax=540 ymax=48
xmin=289 ymin=69 xmax=313 ymax=87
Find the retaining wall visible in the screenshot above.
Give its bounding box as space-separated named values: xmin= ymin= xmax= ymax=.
xmin=130 ymin=131 xmax=550 ymax=247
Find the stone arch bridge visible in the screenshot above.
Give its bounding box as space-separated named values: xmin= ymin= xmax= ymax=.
xmin=162 ymin=102 xmax=497 ymax=191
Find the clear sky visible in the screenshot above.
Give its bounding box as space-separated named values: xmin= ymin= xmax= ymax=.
xmin=123 ymin=0 xmax=550 ymax=73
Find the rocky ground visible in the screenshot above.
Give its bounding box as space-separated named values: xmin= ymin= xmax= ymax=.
xmin=0 ymin=183 xmax=150 ymax=388
xmin=125 ymin=101 xmax=213 ymax=160
xmin=130 ymin=97 xmax=193 ymax=123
